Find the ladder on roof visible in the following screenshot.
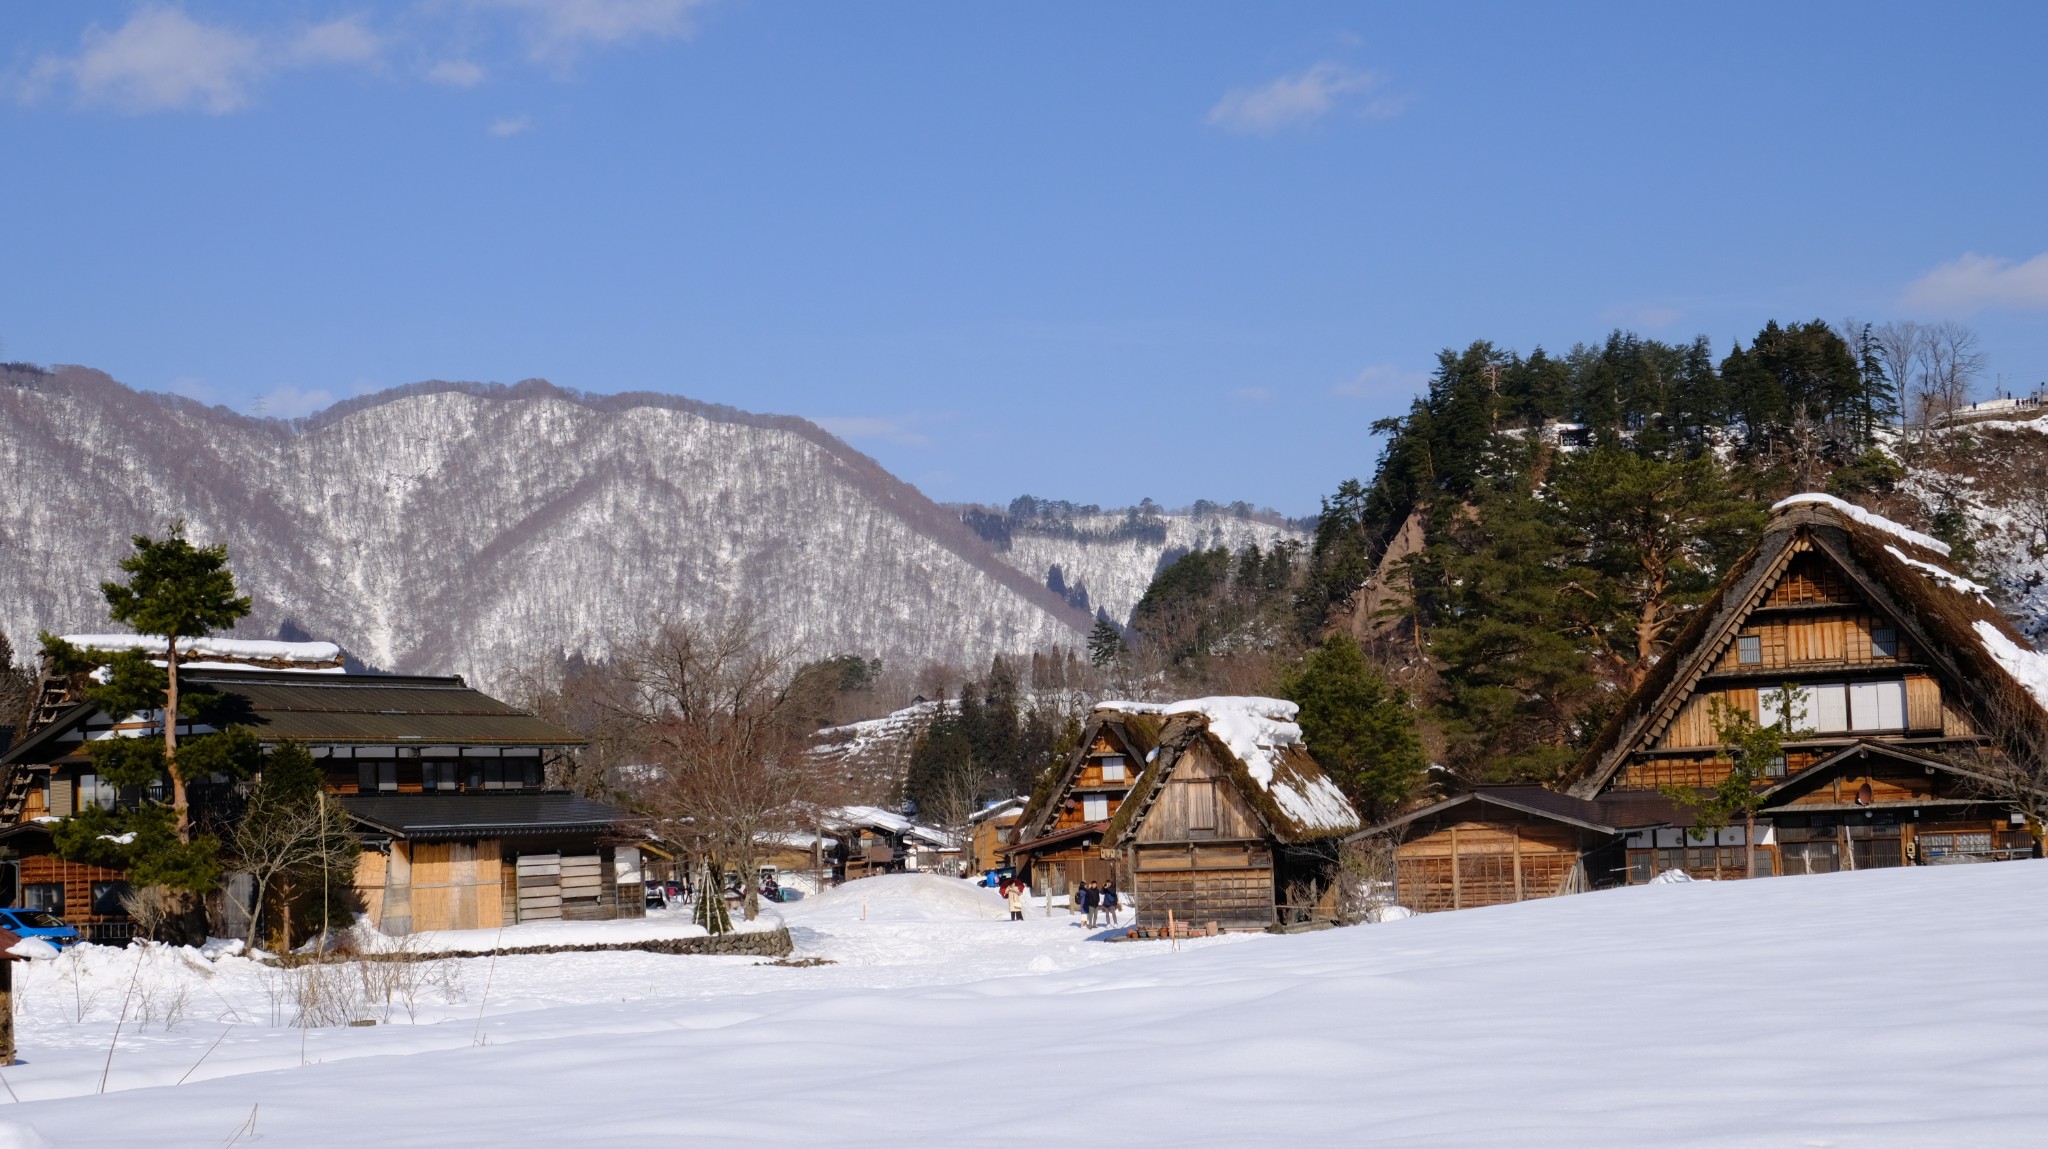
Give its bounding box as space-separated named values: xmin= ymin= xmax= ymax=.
xmin=0 ymin=673 xmax=79 ymax=824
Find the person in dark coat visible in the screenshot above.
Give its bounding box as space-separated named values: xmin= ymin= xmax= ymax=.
xmin=1100 ymin=880 xmax=1121 ymax=927
xmin=1078 ymin=880 xmax=1098 ymax=928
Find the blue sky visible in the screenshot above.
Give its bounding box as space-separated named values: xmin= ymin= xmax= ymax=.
xmin=3 ymin=2 xmax=2045 ymax=516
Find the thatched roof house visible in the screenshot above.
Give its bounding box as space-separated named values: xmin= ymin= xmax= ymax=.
xmin=1099 ymin=697 xmax=1359 ymax=931
xmin=1364 ymin=493 xmax=2048 ymax=913
xmin=1003 ymin=707 xmax=1163 ymax=895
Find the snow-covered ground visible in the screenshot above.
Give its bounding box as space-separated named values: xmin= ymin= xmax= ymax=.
xmin=4 ymin=863 xmax=2048 ymax=1146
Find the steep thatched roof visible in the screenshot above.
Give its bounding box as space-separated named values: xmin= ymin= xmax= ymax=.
xmin=1562 ymin=495 xmax=2048 ymax=799
xmin=1103 ymin=699 xmax=1361 ymax=846
xmin=1013 ymin=708 xmax=1163 ymax=844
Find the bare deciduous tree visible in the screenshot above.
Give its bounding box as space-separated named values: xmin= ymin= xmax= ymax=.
xmin=1913 ymin=320 xmax=1986 ymax=425
xmin=227 ymin=785 xmax=358 ymax=950
xmin=607 ymin=615 xmax=850 ymax=920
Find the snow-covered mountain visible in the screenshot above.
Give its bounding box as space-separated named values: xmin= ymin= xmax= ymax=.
xmin=963 ymin=497 xmax=1308 ymax=626
xmin=0 ymin=365 xmax=1103 ymax=685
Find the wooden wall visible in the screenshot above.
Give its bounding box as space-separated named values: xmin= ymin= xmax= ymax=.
xmin=1135 ymin=742 xmax=1261 ymax=843
xmin=1128 ymin=742 xmax=1279 ymax=929
xmin=1393 ymin=815 xmax=1584 ymax=913
xmin=359 ymin=839 xmax=507 ymax=934
xmin=1130 ymin=842 xmax=1275 ymax=929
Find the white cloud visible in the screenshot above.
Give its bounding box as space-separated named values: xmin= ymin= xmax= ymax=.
xmin=290 ymin=16 xmax=381 ymax=66
xmin=1207 ymin=62 xmax=1404 ymax=136
xmin=38 ymin=6 xmax=263 ymax=114
xmin=248 ymin=385 xmax=336 ymax=419
xmin=815 ymin=415 xmax=934 ymax=448
xmin=25 ymin=6 xmax=382 ymax=115
xmin=472 ymin=0 xmax=706 ymax=61
xmin=487 ymin=115 xmax=531 ymax=137
xmin=428 ymin=59 xmax=488 ymax=87
xmin=1902 ymin=251 xmax=2048 ymax=314
xmin=1332 ymin=364 xmax=1426 ymax=399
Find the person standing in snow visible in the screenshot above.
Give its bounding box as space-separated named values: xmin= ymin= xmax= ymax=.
xmin=1100 ymin=880 xmax=1120 ymax=927
xmin=1079 ymin=880 xmax=1098 ymax=928
xmin=1004 ymin=877 xmax=1027 ymax=921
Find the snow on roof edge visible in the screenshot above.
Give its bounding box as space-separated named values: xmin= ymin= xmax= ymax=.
xmin=63 ymin=634 xmax=344 ymax=663
xmin=1771 ymin=493 xmax=1950 ymax=557
xmin=1972 ymin=620 xmax=2048 ymax=715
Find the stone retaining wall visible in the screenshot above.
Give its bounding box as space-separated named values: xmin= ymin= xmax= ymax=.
xmin=275 ymin=926 xmax=792 ymax=965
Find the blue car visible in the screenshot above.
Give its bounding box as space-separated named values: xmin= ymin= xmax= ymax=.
xmin=0 ymin=908 xmax=80 ymax=948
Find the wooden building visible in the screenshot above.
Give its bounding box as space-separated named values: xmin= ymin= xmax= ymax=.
xmin=0 ymin=652 xmax=643 ymax=940
xmin=1005 ymin=708 xmax=1159 ymax=897
xmin=825 ymin=806 xmax=953 ymax=882
xmin=966 ymin=796 xmax=1026 ymax=874
xmin=1360 ymin=494 xmax=2048 ymax=912
xmin=1101 ymin=698 xmax=1361 ymax=931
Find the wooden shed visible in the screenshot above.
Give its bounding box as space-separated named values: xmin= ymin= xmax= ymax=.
xmin=1102 ymin=698 xmax=1361 ymax=931
xmin=1361 ymin=787 xmax=1639 ymax=913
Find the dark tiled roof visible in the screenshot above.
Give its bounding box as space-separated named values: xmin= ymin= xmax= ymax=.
xmin=338 ymin=792 xmax=632 ymax=839
xmin=2 ymin=671 xmax=585 ymax=766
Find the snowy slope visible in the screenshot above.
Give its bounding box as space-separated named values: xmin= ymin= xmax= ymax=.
xmin=985 ymin=505 xmax=1306 ymax=625
xmin=0 ymin=368 xmax=1091 ymax=686
xmin=5 ymin=862 xmax=2048 ymax=1146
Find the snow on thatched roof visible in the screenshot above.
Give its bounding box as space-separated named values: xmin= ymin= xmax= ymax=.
xmin=1771 ymin=493 xmax=1951 ymax=556
xmin=1102 ymin=696 xmax=1360 ymax=844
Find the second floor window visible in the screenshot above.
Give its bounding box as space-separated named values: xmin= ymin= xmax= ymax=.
xmin=1737 ymin=635 xmax=1763 ymax=664
xmin=1082 ymin=795 xmax=1110 ymax=821
xmin=1098 ymin=756 xmax=1126 ymax=782
xmin=1871 ymin=627 xmax=1899 ymax=658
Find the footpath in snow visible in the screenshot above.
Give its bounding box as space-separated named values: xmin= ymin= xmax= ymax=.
xmin=1 ymin=865 xmax=2046 ymax=1146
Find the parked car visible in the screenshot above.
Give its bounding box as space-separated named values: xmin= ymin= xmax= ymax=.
xmin=0 ymin=908 xmax=80 ymax=948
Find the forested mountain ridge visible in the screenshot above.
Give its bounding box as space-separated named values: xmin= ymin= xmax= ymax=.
xmin=0 ymin=364 xmax=1103 ymax=686
xmin=963 ymin=495 xmax=1308 ymax=628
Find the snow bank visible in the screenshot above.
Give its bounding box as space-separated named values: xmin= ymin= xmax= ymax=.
xmin=790 ymin=873 xmax=1009 ymax=924
xmin=1771 ymin=493 xmax=1950 ymax=556
xmin=17 ymin=852 xmax=2048 ymax=1147
xmin=1973 ymin=620 xmax=2048 ymax=712
xmin=61 ymin=634 xmax=343 ymax=664
xmin=1885 ymin=544 xmax=1992 ymax=601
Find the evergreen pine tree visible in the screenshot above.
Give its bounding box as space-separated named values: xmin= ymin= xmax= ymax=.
xmin=1086 ymin=619 xmax=1126 ymax=668
xmin=1280 ymin=636 xmax=1426 ymax=821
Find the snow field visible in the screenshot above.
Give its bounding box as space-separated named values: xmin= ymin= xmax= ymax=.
xmin=2 ymin=864 xmax=2047 ymax=1146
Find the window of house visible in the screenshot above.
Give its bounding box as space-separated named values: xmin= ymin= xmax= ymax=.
xmin=1870 ymin=627 xmax=1899 ymax=658
xmin=1809 ymin=684 xmax=1849 ymax=733
xmin=22 ymin=883 xmax=63 ymax=916
xmin=377 ymin=761 xmax=398 ymax=791
xmin=1758 ymin=684 xmax=1815 ymax=729
xmin=77 ymin=773 xmax=116 ymax=811
xmin=91 ymin=880 xmax=131 ymax=916
xmin=424 ymin=761 xmax=458 ymax=791
xmin=358 ymin=761 xmax=375 ymax=792
xmin=1098 ymin=756 xmax=1126 ymax=782
xmin=483 ymin=762 xmax=506 ymax=790
xmin=1737 ymin=634 xmax=1763 ymax=664
xmin=1081 ymin=795 xmax=1110 ymax=821
xmin=1848 ymin=680 xmax=1907 ymax=731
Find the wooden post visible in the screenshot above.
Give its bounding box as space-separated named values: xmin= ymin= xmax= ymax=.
xmin=1511 ymin=825 xmax=1525 ymax=903
xmin=0 ymin=958 xmax=13 ymax=1067
xmin=1449 ymin=825 xmax=1463 ymax=911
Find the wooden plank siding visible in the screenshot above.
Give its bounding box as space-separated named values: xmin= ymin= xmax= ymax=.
xmin=1394 ymin=817 xmax=1582 ymax=913
xmin=1129 ymin=741 xmax=1282 ymax=930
